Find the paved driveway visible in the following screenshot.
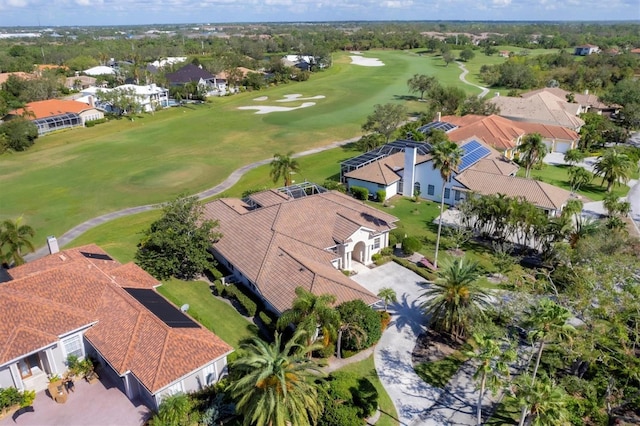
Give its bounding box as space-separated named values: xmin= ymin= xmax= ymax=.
xmin=351 ymin=262 xmax=442 ymax=426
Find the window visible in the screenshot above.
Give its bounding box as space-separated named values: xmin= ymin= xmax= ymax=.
xmin=427 ymin=185 xmax=435 ymax=196
xmin=62 ymin=335 xmax=84 ymax=358
xmin=414 ymin=182 xmax=421 ymax=196
xmin=373 ymin=238 xmax=380 ymax=250
xmin=454 ymin=190 xmax=461 ymax=201
xmin=444 ymin=188 xmax=451 ymax=199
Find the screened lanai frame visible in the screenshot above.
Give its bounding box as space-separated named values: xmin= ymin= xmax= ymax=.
xmin=34 ymin=113 xmax=82 ymax=135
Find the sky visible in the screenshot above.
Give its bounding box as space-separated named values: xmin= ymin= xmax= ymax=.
xmin=0 ymin=0 xmax=638 ymax=27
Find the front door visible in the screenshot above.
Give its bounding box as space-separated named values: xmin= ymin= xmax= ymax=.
xmin=18 ymin=354 xmax=41 ymax=379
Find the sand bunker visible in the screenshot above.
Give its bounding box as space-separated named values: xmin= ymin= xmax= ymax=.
xmin=350 ymin=56 xmax=385 ymax=67
xmin=238 ymin=102 xmax=316 ymax=115
xmin=253 ymin=96 xmax=268 ymax=101
xmin=276 ymin=94 xmax=326 ymax=102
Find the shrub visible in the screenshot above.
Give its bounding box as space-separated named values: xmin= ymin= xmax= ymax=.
xmin=150 ymin=393 xmax=193 ymax=426
xmin=223 ymin=284 xmax=257 ymax=317
xmin=376 ymin=189 xmax=386 ymax=202
xmin=322 ymin=180 xmax=345 ymax=193
xmin=379 ymin=311 xmax=391 ymax=331
xmin=401 ymin=236 xmax=421 ymax=255
xmin=337 ymin=300 xmax=382 ymax=350
xmin=212 ymin=280 xmax=224 ymax=296
xmin=388 ymin=233 xmax=398 ymax=247
xmin=392 ymin=257 xmax=436 ymax=281
xmin=318 ymin=399 xmax=362 ymax=426
xmin=84 ymin=118 xmax=108 ymax=127
xmin=380 ymin=247 xmax=393 ymax=256
xmin=314 ymin=342 xmax=336 ymax=359
xmin=350 ymin=186 xmax=369 ymax=201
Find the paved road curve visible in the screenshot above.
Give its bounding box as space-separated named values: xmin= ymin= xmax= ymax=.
xmin=455 ymin=61 xmax=490 ymax=98
xmin=26 ymin=136 xmax=360 ymax=261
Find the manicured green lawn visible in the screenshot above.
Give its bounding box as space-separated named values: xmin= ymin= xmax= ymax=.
xmin=335 ymin=355 xmax=399 ymax=426
xmin=1 ymin=49 xmax=464 ymax=246
xmin=517 ymin=164 xmax=630 ymax=201
xmin=157 ymin=279 xmax=258 ymax=351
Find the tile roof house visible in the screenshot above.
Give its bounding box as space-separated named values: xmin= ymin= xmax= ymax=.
xmin=441 ymin=114 xmax=579 ymax=155
xmin=521 ymin=87 xmax=618 ymax=117
xmin=488 ymin=92 xmax=585 ymax=131
xmin=0 ymin=244 xmax=233 ymax=410
xmin=5 ymin=99 xmax=104 ymax=135
xmin=201 ymin=189 xmax=396 ymax=313
xmin=344 ymin=138 xmax=571 ymax=217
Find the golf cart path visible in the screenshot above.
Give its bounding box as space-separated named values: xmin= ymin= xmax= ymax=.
xmin=456 ymin=61 xmax=490 ymax=98
xmin=26 ymin=136 xmax=360 ymax=261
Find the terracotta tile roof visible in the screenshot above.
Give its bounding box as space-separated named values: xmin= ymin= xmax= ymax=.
xmin=248 ymin=189 xmax=291 ymax=207
xmin=469 ymin=158 xmax=519 ymax=176
xmin=0 ymin=72 xmax=34 ymax=85
xmin=444 ymin=114 xmax=525 ymax=151
xmin=489 ymin=93 xmax=585 ymax=130
xmin=521 ymin=87 xmax=611 ymax=111
xmin=202 ymin=190 xmax=396 ymax=312
xmin=10 ymin=99 xmax=97 ymax=120
xmin=455 ymin=170 xmax=573 ymax=210
xmin=344 ymin=152 xmax=430 ymax=185
xmin=513 ymin=121 xmax=579 ymax=141
xmin=2 ymin=245 xmax=232 ymax=393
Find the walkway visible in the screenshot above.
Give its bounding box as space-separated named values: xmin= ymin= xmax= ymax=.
xmin=455 ymin=61 xmax=490 ymax=98
xmin=26 ymin=136 xmax=361 ymax=261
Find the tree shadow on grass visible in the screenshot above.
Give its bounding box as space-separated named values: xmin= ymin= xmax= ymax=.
xmin=393 ymin=94 xmax=420 ymax=101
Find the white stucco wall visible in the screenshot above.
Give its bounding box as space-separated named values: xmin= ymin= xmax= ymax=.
xmin=346 ymin=178 xmax=396 ymax=200
xmin=0 ymin=366 xmax=16 ymax=389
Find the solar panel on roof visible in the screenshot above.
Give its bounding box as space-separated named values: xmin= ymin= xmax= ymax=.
xmin=460 ymin=140 xmax=482 ymax=155
xmin=124 ymin=288 xmax=200 ymax=328
xmin=418 ymin=121 xmax=456 ymax=134
xmin=458 ymin=140 xmax=491 ymax=172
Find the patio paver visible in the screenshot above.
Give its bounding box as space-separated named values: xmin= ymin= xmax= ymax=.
xmin=1 ymin=375 xmax=150 ymax=426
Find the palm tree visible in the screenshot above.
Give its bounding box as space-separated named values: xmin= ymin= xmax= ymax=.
xmin=276 ymin=287 xmax=340 ymax=351
xmin=270 ymin=151 xmax=300 ymax=187
xmin=431 ymin=140 xmax=463 ymax=269
xmin=519 ymin=299 xmax=574 ymax=426
xmin=421 ymin=258 xmax=490 ymax=341
xmin=336 ymin=321 xmax=367 ymax=359
xmin=464 ymin=332 xmax=516 ymax=425
xmin=518 ymin=133 xmax=548 ymax=178
xmin=514 ymin=375 xmax=571 ymax=426
xmin=593 ymin=148 xmax=635 ymax=192
xmin=0 ymin=217 xmax=35 ymax=267
xmin=563 ymin=148 xmax=585 ymax=166
xmin=228 ymin=330 xmax=325 ymax=426
xmin=377 ymin=287 xmax=397 ymax=312
xmin=567 ymin=166 xmax=592 ymax=193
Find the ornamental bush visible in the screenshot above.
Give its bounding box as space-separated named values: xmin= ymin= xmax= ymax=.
xmin=402 ymin=236 xmax=421 ymax=255
xmin=376 ymin=189 xmax=386 ymax=202
xmin=337 ymin=300 xmax=382 ymax=350
xmin=350 ymin=186 xmax=369 ymax=201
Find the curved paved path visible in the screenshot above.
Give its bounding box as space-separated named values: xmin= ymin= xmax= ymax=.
xmin=26 ymin=136 xmax=360 ymax=261
xmin=455 ymin=61 xmax=490 ymax=98
xmin=352 ymin=262 xmax=442 ymax=425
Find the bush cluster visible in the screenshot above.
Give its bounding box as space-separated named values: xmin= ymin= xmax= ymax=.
xmin=350 ymin=186 xmax=369 ymax=200
xmin=318 ymin=372 xmax=379 ymax=426
xmin=401 ymin=236 xmax=421 ymax=255
xmin=0 ymin=387 xmax=35 ymax=410
xmin=84 ymin=118 xmax=108 ymax=127
xmin=222 ymin=284 xmax=257 ymax=317
xmin=337 ymin=300 xmax=382 ymax=351
xmin=376 ymin=189 xmax=386 ymax=202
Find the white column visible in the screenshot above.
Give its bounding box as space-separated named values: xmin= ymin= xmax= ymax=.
xmin=9 ymin=364 xmax=23 ymax=390
xmin=45 ymin=348 xmax=58 ymax=375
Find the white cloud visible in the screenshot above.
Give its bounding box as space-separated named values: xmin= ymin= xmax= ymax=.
xmin=492 ymin=0 xmax=511 ymax=7
xmin=7 ymin=0 xmax=29 ymax=7
xmin=381 ymin=0 xmax=413 ymax=7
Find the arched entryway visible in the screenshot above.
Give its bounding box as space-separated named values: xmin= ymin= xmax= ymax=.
xmin=353 ymin=241 xmax=367 ymax=264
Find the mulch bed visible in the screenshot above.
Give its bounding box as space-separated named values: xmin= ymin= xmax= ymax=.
xmin=412 ymin=329 xmax=464 ymax=364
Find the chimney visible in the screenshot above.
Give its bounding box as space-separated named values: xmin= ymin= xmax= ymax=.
xmin=47 ymin=236 xmax=60 ymax=255
xmin=88 ymin=95 xmax=95 ymax=108
xmin=402 ymin=147 xmax=417 ymax=198
xmin=584 ymin=89 xmax=589 ymax=95
xmin=495 ymin=92 xmax=500 ymax=97
xmin=436 ymin=112 xmax=441 ymax=122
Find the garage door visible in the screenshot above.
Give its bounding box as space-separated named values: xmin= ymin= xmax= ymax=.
xmin=554 ymin=141 xmax=572 ymax=153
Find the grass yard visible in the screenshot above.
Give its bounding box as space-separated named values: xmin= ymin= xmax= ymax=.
xmin=157 ymin=279 xmax=257 ymax=351
xmin=517 ymin=164 xmax=630 ymax=201
xmin=1 ymin=49 xmax=470 ymax=247
xmin=335 ymin=355 xmax=400 ymax=426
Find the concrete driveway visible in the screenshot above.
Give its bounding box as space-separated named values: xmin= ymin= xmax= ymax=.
xmin=351 ymin=262 xmax=442 ymax=425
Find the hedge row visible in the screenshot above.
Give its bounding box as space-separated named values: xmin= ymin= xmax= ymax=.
xmin=392 ymin=256 xmax=436 ymax=281
xmin=85 ymin=118 xmax=108 ymax=127
xmin=222 ymin=284 xmax=258 ymax=317
xmin=350 ymin=186 xmax=368 ymax=200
